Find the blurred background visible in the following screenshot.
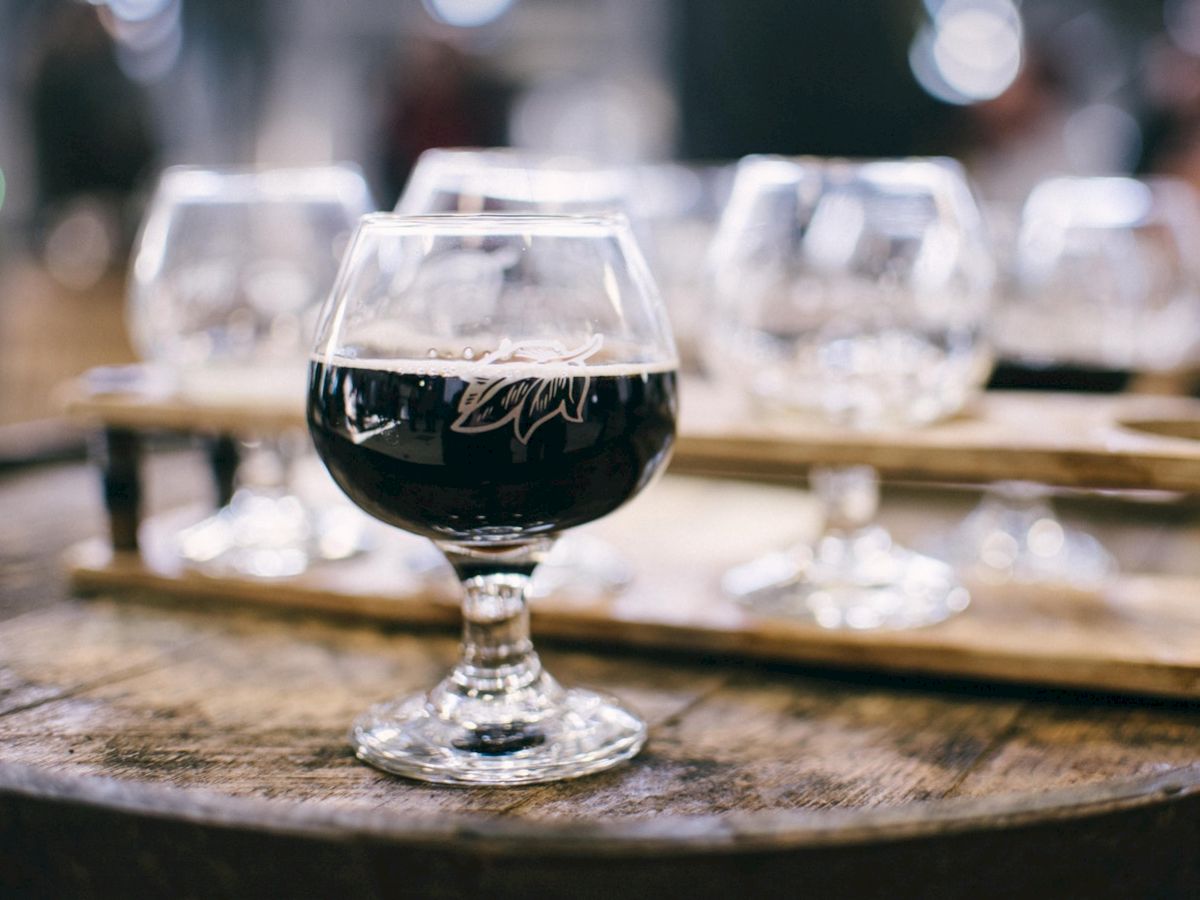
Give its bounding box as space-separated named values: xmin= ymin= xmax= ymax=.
xmin=0 ymin=0 xmax=1197 ymax=429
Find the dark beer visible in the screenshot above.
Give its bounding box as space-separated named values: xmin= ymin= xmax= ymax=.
xmin=987 ymin=359 xmax=1133 ymax=393
xmin=307 ymin=357 xmax=677 ymax=543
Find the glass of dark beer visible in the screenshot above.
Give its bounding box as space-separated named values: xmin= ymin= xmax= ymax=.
xmin=307 ymin=214 xmax=678 ymax=784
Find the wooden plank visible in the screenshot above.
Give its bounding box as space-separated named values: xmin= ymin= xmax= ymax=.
xmin=67 ymin=476 xmax=1200 ymax=702
xmin=0 ymin=601 xmax=218 ymax=717
xmin=62 ymin=367 xmax=1200 ymax=491
xmin=948 ymin=700 xmax=1200 ymax=800
xmin=499 ymin=676 xmax=1027 ymax=819
xmin=0 ymin=265 xmax=134 ymax=428
xmin=0 ymin=599 xmax=729 ymax=814
xmin=674 ymin=380 xmax=1200 ymax=491
xmin=60 ymin=373 xmax=305 ymax=434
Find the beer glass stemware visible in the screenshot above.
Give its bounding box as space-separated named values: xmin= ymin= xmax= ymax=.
xmin=708 ymin=156 xmax=993 ymax=630
xmin=307 ymin=214 xmax=678 ymax=784
xmin=936 ymin=177 xmax=1200 ymax=585
xmin=128 ymin=165 xmax=375 ymax=576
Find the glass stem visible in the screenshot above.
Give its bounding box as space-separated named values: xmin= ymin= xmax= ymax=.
xmin=274 ymin=431 xmax=299 ymax=493
xmin=237 ymin=431 xmax=303 ymax=493
xmin=453 ymin=572 xmax=542 ymax=696
xmin=810 ymin=464 xmax=881 ymax=536
xmin=992 ymin=479 xmax=1052 ymax=511
xmin=440 ymin=543 xmax=551 ymax=702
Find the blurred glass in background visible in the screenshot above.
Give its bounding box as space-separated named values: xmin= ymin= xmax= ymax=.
xmin=709 ymin=155 xmax=992 ymax=629
xmin=126 ymin=163 xmax=375 ymax=577
xmin=930 ymin=173 xmax=1200 ymax=587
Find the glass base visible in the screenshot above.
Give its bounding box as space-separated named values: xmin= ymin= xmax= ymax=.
xmin=352 ymin=677 xmax=646 ymax=785
xmin=723 ymin=527 xmax=969 ymax=630
xmin=928 ymin=490 xmax=1116 ymax=587
xmin=177 ymin=487 xmax=374 ymax=578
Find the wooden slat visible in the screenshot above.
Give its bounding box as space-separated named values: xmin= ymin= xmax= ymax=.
xmin=674 ymin=381 xmax=1200 ymax=491
xmin=67 ymin=476 xmax=1200 ymax=701
xmin=59 ymin=374 xmax=305 ymax=434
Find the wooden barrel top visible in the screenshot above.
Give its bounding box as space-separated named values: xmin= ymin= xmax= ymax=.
xmin=3 ymin=456 xmax=1200 ymax=897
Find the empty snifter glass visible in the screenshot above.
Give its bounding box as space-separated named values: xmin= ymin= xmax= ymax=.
xmin=128 ymin=165 xmax=375 ymax=576
xmin=307 ymin=214 xmax=678 ymax=784
xmin=707 ymin=156 xmax=992 ymax=629
xmin=938 ymin=176 xmax=1200 ymax=585
xmin=995 ymin=176 xmax=1200 ymax=375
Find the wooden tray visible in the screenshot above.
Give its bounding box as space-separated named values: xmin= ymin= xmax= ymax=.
xmin=677 ymin=381 xmax=1200 ymax=491
xmin=62 ymin=367 xmax=1200 ymax=491
xmin=68 ymin=475 xmax=1200 ymax=702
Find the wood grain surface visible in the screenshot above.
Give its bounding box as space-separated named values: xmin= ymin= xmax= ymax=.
xmin=676 ymin=380 xmax=1200 ymax=491
xmin=3 ymin=455 xmax=1200 ymax=896
xmin=68 ymin=475 xmax=1200 ymax=701
xmin=0 ymin=264 xmax=134 ymax=428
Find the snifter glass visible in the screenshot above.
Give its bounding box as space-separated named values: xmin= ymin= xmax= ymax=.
xmin=308 ymin=214 xmax=678 ymax=784
xmin=938 ymin=176 xmax=1200 ymax=585
xmin=707 ymin=156 xmax=992 ymax=629
xmin=128 ymin=165 xmax=374 ymax=576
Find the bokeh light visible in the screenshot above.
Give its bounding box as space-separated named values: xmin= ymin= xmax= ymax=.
xmin=1165 ymin=0 xmax=1200 ymax=57
xmin=95 ymin=0 xmax=182 ymax=83
xmin=421 ymin=0 xmax=515 ymax=29
xmin=105 ymin=0 xmax=173 ymax=23
xmin=910 ymin=0 xmax=1023 ymax=105
xmin=43 ymin=199 xmax=118 ymax=291
xmin=510 ymin=76 xmax=677 ymax=162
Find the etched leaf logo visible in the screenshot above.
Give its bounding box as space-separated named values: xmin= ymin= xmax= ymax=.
xmin=451 ymin=335 xmax=603 ymax=444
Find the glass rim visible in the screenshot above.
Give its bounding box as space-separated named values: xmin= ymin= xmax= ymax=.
xmin=356 ymin=211 xmax=634 ymax=234
xmin=149 ymin=163 xmax=372 ymax=202
xmin=737 ymin=152 xmax=964 ymax=169
xmin=412 ymin=146 xmax=627 ymax=174
xmin=157 ymin=162 xmax=366 ymax=178
xmin=1028 ymin=173 xmax=1198 ymax=199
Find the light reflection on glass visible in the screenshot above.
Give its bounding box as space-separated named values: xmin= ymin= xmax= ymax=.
xmin=44 ymin=199 xmax=118 ymax=291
